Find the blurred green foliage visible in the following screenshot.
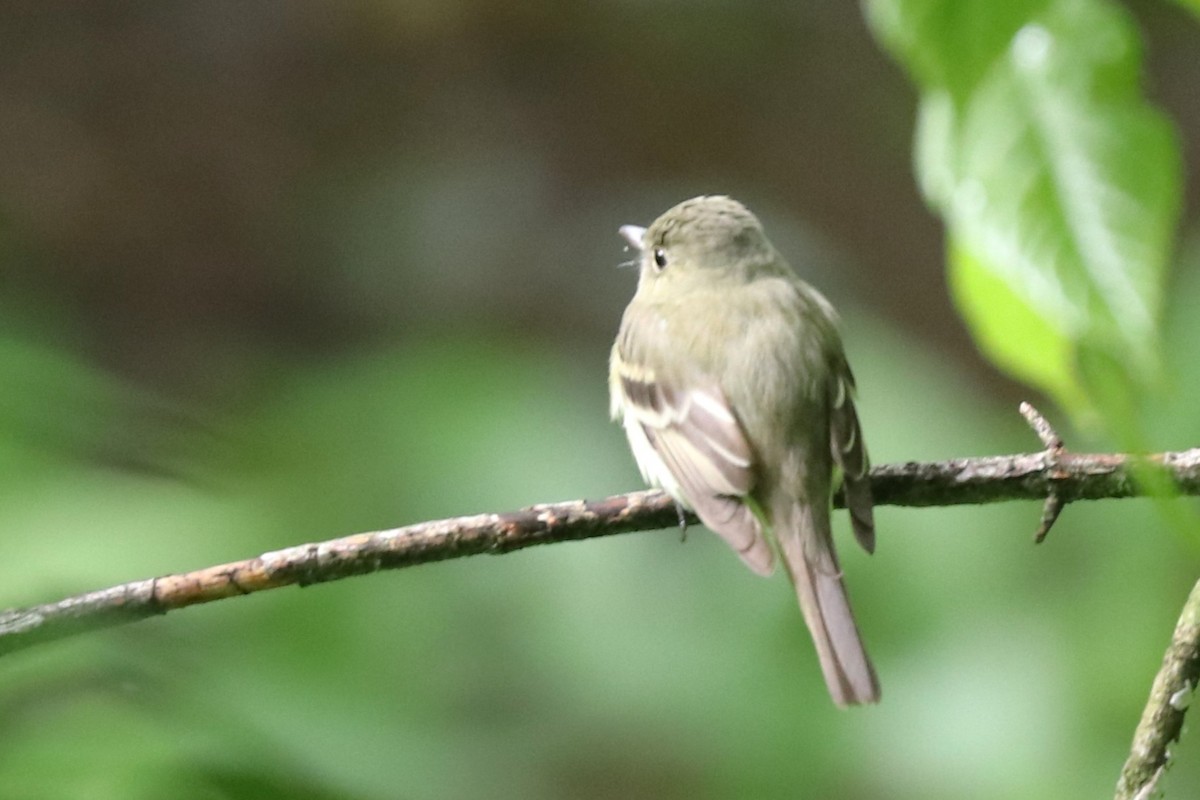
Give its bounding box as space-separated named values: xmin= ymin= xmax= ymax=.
xmin=4 ymin=301 xmax=1200 ymax=799
xmin=1176 ymin=0 xmax=1200 ymax=17
xmin=0 ymin=2 xmax=1198 ymax=800
xmin=869 ymin=0 xmax=1182 ymax=430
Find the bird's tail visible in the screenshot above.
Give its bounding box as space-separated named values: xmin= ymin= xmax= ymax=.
xmin=777 ymin=500 xmax=879 ymax=707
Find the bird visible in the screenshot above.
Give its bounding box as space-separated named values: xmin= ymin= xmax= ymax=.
xmin=609 ymin=195 xmax=879 ymax=706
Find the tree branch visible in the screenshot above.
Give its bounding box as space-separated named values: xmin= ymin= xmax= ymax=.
xmin=1114 ymin=577 xmax=1200 ymax=800
xmin=1 ymin=437 xmax=1198 ymax=658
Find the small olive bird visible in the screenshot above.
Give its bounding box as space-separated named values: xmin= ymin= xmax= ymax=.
xmin=609 ymin=196 xmax=879 ymax=706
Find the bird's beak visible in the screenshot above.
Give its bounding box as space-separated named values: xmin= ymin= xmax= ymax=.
xmin=618 ymin=225 xmax=646 ymax=251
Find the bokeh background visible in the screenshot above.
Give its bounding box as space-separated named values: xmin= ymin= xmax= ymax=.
xmin=1 ymin=2 xmax=1199 ymax=799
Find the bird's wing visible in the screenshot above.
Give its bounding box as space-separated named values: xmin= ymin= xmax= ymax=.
xmin=829 ymin=362 xmax=875 ymax=553
xmin=611 ymin=343 xmax=774 ymax=576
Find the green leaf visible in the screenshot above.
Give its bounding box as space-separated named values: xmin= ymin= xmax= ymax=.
xmin=948 ymin=237 xmax=1088 ymax=417
xmin=867 ymin=0 xmax=1182 ymax=422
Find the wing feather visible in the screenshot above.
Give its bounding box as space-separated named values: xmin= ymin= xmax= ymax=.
xmin=611 ymin=340 xmax=773 ymax=575
xmin=829 ymin=365 xmax=875 ymax=553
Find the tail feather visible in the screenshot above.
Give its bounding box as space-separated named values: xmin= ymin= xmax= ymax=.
xmin=778 ymin=501 xmax=879 ymax=707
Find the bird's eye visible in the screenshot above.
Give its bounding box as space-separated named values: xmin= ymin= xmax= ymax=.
xmin=652 ymin=248 xmax=668 ymax=270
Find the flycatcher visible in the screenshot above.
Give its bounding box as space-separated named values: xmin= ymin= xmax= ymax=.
xmin=609 ymin=195 xmax=879 ymax=706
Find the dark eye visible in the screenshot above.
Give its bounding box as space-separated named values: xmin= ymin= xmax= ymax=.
xmin=652 ymin=248 xmax=668 ymax=270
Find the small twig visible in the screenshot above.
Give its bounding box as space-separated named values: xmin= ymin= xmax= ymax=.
xmin=0 ymin=491 xmax=686 ymax=657
xmin=1114 ymin=577 xmax=1200 ymax=800
xmin=1019 ymin=402 xmax=1068 ymax=543
xmin=1020 ymin=401 xmax=1064 ymax=450
xmin=1033 ymin=494 xmax=1065 ymax=544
